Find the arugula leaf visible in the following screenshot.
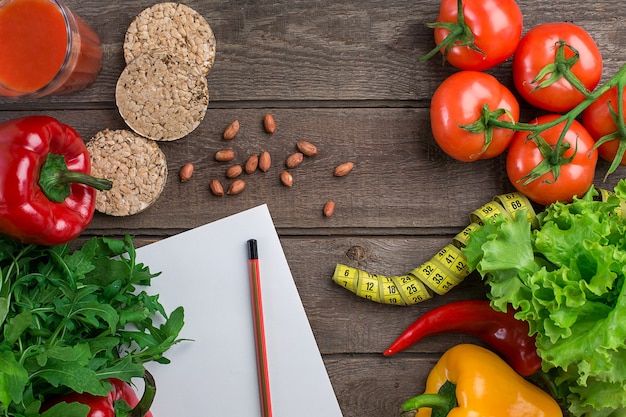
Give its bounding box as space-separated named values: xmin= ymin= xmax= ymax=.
xmin=120 ymin=306 xmax=186 ymax=365
xmin=34 ymin=361 xmax=108 ymax=396
xmin=94 ymin=356 xmax=144 ymax=382
xmin=0 ymin=236 xmax=185 ymax=417
xmin=464 ymin=181 xmax=626 ymax=417
xmin=0 ymin=351 xmax=29 ymax=406
xmin=4 ymin=311 xmax=33 ymax=346
xmin=39 ymin=401 xmax=89 ymax=417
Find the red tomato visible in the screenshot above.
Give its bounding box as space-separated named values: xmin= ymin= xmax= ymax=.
xmin=431 ymin=0 xmax=523 ymax=71
xmin=430 ymin=71 xmax=520 ymax=162
xmin=512 ymin=23 xmax=602 ymax=113
xmin=506 ymin=114 xmax=598 ymax=205
xmin=581 ymin=86 xmax=626 ymax=166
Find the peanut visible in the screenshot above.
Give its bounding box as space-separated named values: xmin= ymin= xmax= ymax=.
xmin=227 ymin=179 xmax=247 ymax=195
xmin=296 ymin=141 xmax=318 ymax=157
xmin=285 ymin=152 xmax=304 ymax=169
xmin=179 ymin=163 xmax=194 ymax=182
xmin=209 ymin=179 xmax=225 ymax=196
xmin=263 ymin=113 xmax=276 ymax=134
xmin=223 ymin=120 xmax=240 ymax=140
xmin=334 ymin=161 xmax=354 ymax=177
xmin=225 ymin=164 xmax=243 ymax=179
xmin=323 ymin=201 xmax=335 ymax=217
xmin=259 ymin=151 xmax=272 ymax=172
xmin=280 ymin=171 xmax=293 ymax=187
xmin=244 ymin=154 xmax=259 ymax=174
xmin=215 ymin=149 xmax=235 ymax=162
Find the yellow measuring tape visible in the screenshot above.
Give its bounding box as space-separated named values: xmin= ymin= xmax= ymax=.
xmin=332 ymin=192 xmax=537 ymax=305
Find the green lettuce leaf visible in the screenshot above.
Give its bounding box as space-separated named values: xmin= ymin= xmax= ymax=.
xmin=463 ymin=180 xmax=626 ymax=417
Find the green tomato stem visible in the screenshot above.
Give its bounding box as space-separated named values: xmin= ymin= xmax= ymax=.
xmin=528 ymin=41 xmax=592 ymax=99
xmin=419 ymin=0 xmax=484 ymax=64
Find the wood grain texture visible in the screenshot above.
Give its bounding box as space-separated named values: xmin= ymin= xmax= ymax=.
xmin=1 ymin=1 xmax=623 ymax=416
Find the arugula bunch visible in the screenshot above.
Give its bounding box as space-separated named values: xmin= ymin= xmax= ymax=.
xmin=464 ymin=180 xmax=626 ymax=417
xmin=0 ymin=235 xmax=184 ymax=417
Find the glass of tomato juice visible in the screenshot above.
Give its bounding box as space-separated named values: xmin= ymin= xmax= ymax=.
xmin=0 ymin=0 xmax=103 ymax=98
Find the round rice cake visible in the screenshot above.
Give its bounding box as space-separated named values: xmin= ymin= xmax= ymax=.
xmin=86 ymin=129 xmax=168 ymax=216
xmin=116 ymin=52 xmax=209 ymax=141
xmin=124 ymin=2 xmax=216 ymax=75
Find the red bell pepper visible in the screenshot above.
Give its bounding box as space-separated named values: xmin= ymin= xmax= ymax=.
xmin=48 ymin=371 xmax=155 ymax=417
xmin=0 ymin=116 xmax=111 ymax=245
xmin=383 ymin=299 xmax=542 ymax=376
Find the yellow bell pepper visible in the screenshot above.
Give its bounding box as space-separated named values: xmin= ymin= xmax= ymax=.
xmin=401 ymin=344 xmax=563 ymax=417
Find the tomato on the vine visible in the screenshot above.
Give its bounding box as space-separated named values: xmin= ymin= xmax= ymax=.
xmin=506 ymin=114 xmax=598 ymax=206
xmin=430 ymin=71 xmax=520 ymax=162
xmin=423 ymin=0 xmax=523 ymax=71
xmin=581 ymin=86 xmax=626 ymax=170
xmin=512 ymin=23 xmax=603 ymax=113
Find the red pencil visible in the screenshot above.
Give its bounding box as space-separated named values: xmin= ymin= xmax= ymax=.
xmin=247 ymin=239 xmax=273 ymax=417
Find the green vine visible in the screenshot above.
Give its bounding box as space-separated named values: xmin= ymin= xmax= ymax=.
xmin=465 ymin=56 xmax=626 ymax=182
xmin=419 ymin=0 xmax=484 ymax=64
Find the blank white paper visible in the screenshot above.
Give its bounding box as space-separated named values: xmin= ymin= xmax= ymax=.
xmin=134 ymin=204 xmax=343 ymax=417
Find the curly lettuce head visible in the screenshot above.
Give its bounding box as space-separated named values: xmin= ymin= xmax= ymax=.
xmin=463 ymin=180 xmax=626 ymax=417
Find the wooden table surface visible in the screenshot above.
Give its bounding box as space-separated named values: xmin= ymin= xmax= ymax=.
xmin=2 ymin=1 xmax=625 ymax=416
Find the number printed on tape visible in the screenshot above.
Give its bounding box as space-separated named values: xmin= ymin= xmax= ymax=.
xmin=453 ymin=222 xmax=481 ymax=248
xmin=380 ymin=275 xmax=407 ymax=305
xmin=333 ymin=264 xmax=358 ymax=292
xmin=390 ymin=274 xmax=432 ymax=305
xmin=470 ymin=201 xmax=509 ymax=224
xmin=355 ymin=272 xmax=381 ymax=302
xmin=411 ymin=261 xmax=463 ymax=296
xmin=434 ymin=244 xmax=470 ymax=280
xmin=494 ymin=192 xmax=538 ymax=227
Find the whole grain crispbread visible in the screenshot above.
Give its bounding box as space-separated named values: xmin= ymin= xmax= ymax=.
xmin=124 ymin=2 xmax=216 ymax=75
xmin=86 ymin=129 xmax=168 ymax=216
xmin=115 ymin=52 xmax=209 ymax=141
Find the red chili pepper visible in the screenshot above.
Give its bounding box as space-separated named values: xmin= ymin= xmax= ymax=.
xmin=383 ymin=299 xmax=541 ymax=376
xmin=0 ymin=116 xmax=111 ymax=246
xmin=47 ymin=370 xmax=155 ymax=417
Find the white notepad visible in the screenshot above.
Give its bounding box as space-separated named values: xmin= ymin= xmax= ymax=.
xmin=135 ymin=204 xmax=343 ymax=417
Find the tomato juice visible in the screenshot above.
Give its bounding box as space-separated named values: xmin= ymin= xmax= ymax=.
xmin=0 ymin=0 xmax=103 ymax=98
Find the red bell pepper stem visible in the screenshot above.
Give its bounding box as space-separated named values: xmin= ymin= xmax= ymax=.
xmin=128 ymin=369 xmax=156 ymax=417
xmin=39 ymin=153 xmax=112 ymax=203
xmin=383 ymin=299 xmax=541 ymax=376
